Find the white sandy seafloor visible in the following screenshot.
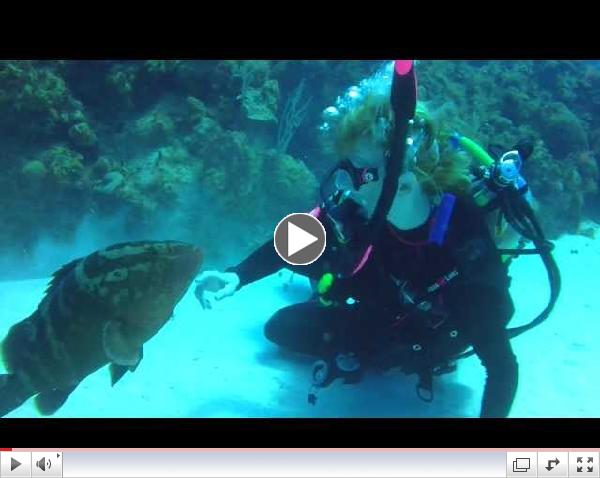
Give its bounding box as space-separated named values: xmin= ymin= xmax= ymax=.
xmin=1 ymin=223 xmax=599 ymax=418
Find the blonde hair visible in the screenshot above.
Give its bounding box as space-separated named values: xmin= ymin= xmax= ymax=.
xmin=333 ymin=95 xmax=393 ymax=157
xmin=331 ymin=94 xmax=472 ymax=198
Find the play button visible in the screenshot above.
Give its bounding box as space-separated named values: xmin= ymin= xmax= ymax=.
xmin=274 ymin=213 xmax=326 ymax=265
xmin=0 ymin=453 xmax=31 ymax=477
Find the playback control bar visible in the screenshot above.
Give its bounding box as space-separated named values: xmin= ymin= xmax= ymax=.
xmin=0 ymin=452 xmax=62 ymax=477
xmin=1 ymin=449 xmax=599 ymax=477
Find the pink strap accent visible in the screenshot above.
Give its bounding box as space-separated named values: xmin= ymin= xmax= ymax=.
xmin=352 ymin=245 xmax=373 ymax=276
xmin=308 ymin=206 xmax=321 ymax=218
xmin=394 ymin=60 xmax=413 ymax=76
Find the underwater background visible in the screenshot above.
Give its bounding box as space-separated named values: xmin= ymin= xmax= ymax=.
xmin=0 ymin=60 xmax=598 ymax=417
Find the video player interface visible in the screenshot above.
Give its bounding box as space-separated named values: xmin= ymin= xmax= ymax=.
xmin=0 ymin=59 xmax=598 ymax=419
xmin=0 ymin=449 xmax=598 ymax=477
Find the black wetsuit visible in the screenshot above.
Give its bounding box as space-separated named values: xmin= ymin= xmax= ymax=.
xmin=227 ymin=196 xmax=518 ymax=418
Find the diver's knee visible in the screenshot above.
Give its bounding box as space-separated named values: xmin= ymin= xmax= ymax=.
xmin=264 ymin=304 xmax=327 ymax=354
xmin=264 ymin=314 xmax=285 ymax=345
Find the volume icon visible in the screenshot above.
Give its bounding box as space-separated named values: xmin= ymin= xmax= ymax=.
xmin=36 ymin=457 xmax=51 ymax=471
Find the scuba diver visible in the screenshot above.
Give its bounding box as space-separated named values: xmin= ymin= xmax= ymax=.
xmin=195 ymin=61 xmax=560 ymax=418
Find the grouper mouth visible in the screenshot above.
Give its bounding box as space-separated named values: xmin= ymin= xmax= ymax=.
xmin=164 ymin=243 xmax=204 ymax=297
xmin=173 ymin=243 xmax=203 ymax=279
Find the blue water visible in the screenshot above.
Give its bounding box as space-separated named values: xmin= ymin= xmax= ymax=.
xmin=1 ymin=228 xmax=598 ymax=417
xmin=0 ymin=60 xmax=599 ymax=417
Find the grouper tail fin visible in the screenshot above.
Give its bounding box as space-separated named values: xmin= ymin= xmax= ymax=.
xmin=0 ymin=374 xmax=34 ymax=418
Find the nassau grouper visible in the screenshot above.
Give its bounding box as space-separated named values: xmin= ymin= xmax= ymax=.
xmin=0 ymin=240 xmax=203 ymax=417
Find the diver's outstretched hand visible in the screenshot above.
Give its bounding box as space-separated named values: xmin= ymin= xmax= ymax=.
xmin=194 ymin=271 xmax=240 ymax=309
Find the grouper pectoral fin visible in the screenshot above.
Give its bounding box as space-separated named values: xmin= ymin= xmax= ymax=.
xmin=102 ymin=320 xmax=142 ymax=367
xmin=109 ymin=347 xmax=144 ymax=387
xmin=109 ymin=364 xmax=129 ymax=386
xmin=35 ymin=384 xmax=78 ymax=416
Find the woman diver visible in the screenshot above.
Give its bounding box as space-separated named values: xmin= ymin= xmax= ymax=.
xmin=195 ymin=61 xmax=560 ymax=418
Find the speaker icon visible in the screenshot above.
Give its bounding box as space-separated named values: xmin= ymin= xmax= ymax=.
xmin=35 ymin=457 xmax=51 ymax=471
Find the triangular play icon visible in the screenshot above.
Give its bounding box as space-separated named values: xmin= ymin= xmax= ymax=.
xmin=287 ymin=221 xmax=318 ymax=257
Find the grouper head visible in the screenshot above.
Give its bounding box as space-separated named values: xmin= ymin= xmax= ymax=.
xmin=81 ymin=240 xmax=203 ymax=342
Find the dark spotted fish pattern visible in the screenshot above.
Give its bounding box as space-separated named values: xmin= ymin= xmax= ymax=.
xmin=0 ymin=240 xmax=202 ymax=416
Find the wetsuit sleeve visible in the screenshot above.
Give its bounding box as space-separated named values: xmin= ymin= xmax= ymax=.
xmin=227 ymin=197 xmax=370 ymax=289
xmin=226 ymin=240 xmax=326 ymax=289
xmin=226 ymin=240 xmax=285 ymax=288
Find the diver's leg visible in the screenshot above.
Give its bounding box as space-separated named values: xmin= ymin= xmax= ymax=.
xmin=264 ymin=301 xmax=366 ymax=357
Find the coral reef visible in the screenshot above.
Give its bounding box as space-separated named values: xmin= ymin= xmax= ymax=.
xmin=240 ymin=79 xmax=279 ymax=122
xmin=1 ymin=59 xmax=599 ymax=276
xmin=536 ymin=101 xmax=588 ymax=158
xmin=68 ymin=122 xmax=98 ymax=148
xmin=43 ymin=145 xmax=86 ymax=187
xmin=144 ymin=60 xmax=183 ymax=75
xmin=21 ymin=160 xmax=47 ymax=181
xmin=416 ymin=60 xmax=600 ymax=237
xmin=0 ymin=61 xmax=87 ymax=142
xmin=131 ymin=110 xmax=176 ymax=148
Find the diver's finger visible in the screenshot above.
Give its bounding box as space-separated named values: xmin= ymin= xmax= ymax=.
xmin=196 ymin=288 xmax=212 ymax=310
xmin=213 ymin=289 xmax=230 ymax=300
xmin=195 ymin=271 xmax=218 ymax=284
xmin=214 ymin=283 xmax=237 ymax=300
xmin=216 ymin=274 xmax=240 ymax=299
xmin=195 ymin=272 xmax=209 ymax=283
xmin=204 ymin=290 xmax=221 ymax=308
xmin=194 ymin=283 xmax=205 ymax=301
